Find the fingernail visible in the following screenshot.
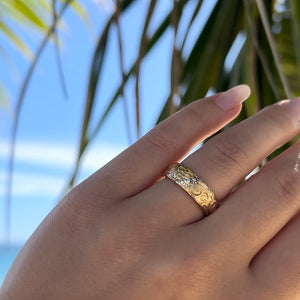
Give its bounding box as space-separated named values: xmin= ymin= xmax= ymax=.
xmin=279 ymin=98 xmax=300 ymax=129
xmin=214 ymin=85 xmax=251 ymax=111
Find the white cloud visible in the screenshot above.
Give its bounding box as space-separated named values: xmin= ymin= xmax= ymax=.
xmin=0 ymin=141 xmax=127 ymax=244
xmin=0 ymin=141 xmax=126 ymax=197
xmin=0 ymin=141 xmax=126 ymax=172
xmin=0 ymin=171 xmax=64 ymax=197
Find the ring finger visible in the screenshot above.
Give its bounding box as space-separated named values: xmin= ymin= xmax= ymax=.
xmin=132 ymin=98 xmax=300 ymax=227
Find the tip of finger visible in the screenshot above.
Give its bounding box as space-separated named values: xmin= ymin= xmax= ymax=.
xmin=227 ymin=84 xmax=251 ymax=100
xmin=214 ymin=85 xmax=251 ymax=111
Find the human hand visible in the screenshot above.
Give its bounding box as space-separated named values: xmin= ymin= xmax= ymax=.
xmin=1 ymin=85 xmax=300 ymax=299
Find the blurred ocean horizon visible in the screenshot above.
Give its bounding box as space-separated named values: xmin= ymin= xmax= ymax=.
xmin=0 ymin=245 xmax=21 ymax=286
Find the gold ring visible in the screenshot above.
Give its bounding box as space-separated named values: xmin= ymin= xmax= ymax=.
xmin=165 ymin=163 xmax=219 ymax=216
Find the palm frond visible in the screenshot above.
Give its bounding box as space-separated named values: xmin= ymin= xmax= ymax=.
xmin=3 ymin=0 xmax=300 ymax=244
xmin=63 ymin=0 xmax=137 ymax=191
xmin=0 ymin=21 xmax=33 ymax=59
xmin=255 ymin=0 xmax=292 ymax=99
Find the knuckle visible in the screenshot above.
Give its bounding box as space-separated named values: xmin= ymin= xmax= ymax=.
xmin=269 ymin=168 xmax=300 ymax=208
xmin=146 ymin=128 xmax=177 ymax=154
xmin=184 ymin=102 xmax=205 ymax=124
xmin=213 ymin=139 xmax=249 ymax=171
xmin=143 ymin=101 xmax=205 ymax=155
xmin=261 ymin=104 xmax=293 ymax=132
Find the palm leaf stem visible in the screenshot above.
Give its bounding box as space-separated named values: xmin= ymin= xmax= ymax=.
xmin=180 ymin=0 xmax=204 ymax=53
xmin=63 ymin=0 xmax=137 ymax=191
xmin=134 ymin=0 xmax=157 ymax=139
xmin=289 ymin=0 xmax=300 ymax=82
xmin=89 ymin=7 xmax=172 ymax=143
xmin=243 ymin=0 xmax=281 ymax=101
xmin=64 ymin=7 xmax=172 ymax=191
xmin=67 ymin=20 xmax=111 ymax=190
xmin=5 ymin=0 xmax=74 ymax=245
xmin=169 ymin=0 xmax=182 ymax=115
xmin=52 ymin=0 xmax=68 ymax=99
xmin=255 ymin=0 xmax=292 ymax=99
xmin=115 ymin=0 xmax=132 ymax=144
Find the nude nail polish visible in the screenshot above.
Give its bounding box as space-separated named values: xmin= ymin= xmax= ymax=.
xmin=279 ymin=98 xmax=300 ymax=129
xmin=214 ymin=85 xmax=251 ymax=111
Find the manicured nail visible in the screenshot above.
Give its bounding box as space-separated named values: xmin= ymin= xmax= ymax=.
xmin=214 ymin=85 xmax=251 ymax=111
xmin=279 ymin=98 xmax=300 ymax=129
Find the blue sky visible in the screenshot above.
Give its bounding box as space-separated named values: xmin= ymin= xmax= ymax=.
xmin=0 ymin=0 xmax=219 ymax=245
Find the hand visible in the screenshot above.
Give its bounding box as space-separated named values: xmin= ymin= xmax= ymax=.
xmin=1 ymin=85 xmax=300 ymax=300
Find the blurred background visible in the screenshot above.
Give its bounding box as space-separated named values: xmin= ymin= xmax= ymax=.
xmin=1 ymin=0 xmax=300 ymax=284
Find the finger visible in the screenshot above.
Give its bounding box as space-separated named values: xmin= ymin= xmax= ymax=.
xmin=249 ymin=213 xmax=300 ymax=299
xmin=132 ymin=98 xmax=300 ymax=227
xmin=82 ymin=85 xmax=250 ymax=201
xmin=183 ymin=99 xmax=300 ymax=200
xmin=190 ymin=139 xmax=300 ymax=264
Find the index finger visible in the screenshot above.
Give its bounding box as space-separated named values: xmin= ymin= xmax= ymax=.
xmin=85 ymin=85 xmax=250 ymax=201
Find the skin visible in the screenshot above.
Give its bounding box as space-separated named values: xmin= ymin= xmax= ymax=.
xmin=0 ymin=85 xmax=300 ymax=299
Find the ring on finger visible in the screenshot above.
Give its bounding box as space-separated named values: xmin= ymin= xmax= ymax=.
xmin=165 ymin=163 xmax=219 ymax=216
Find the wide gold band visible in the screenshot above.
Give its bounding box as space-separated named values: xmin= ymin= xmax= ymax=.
xmin=165 ymin=163 xmax=219 ymax=215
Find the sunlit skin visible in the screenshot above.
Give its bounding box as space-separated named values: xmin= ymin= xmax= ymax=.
xmin=1 ymin=85 xmax=300 ymax=299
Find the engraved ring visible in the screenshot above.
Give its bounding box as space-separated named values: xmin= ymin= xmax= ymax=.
xmin=165 ymin=163 xmax=219 ymax=216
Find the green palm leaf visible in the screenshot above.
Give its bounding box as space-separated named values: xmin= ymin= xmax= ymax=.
xmin=3 ymin=0 xmax=300 ymax=244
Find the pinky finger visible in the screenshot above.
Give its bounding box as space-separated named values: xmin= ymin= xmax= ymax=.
xmin=250 ymin=214 xmax=300 ymax=299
